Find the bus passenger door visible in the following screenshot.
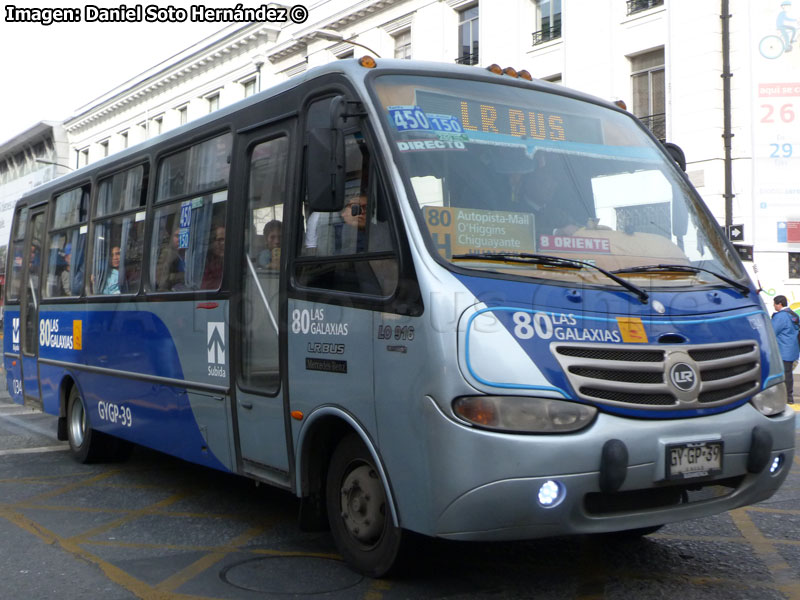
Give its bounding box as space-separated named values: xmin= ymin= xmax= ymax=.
xmin=19 ymin=208 xmax=46 ymax=409
xmin=232 ymin=124 xmax=295 ymax=484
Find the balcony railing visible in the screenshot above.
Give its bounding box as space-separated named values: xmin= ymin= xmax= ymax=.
xmin=455 ymin=52 xmax=479 ymax=65
xmin=627 ymin=0 xmax=664 ymax=16
xmin=638 ymin=112 xmax=666 ymax=141
xmin=532 ymin=23 xmax=562 ymax=46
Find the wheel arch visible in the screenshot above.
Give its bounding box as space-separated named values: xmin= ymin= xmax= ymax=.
xmin=295 ymin=407 xmax=399 ymax=527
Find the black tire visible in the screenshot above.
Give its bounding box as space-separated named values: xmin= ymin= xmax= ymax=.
xmin=66 ymin=385 xmax=101 ymax=463
xmin=326 ymin=434 xmax=405 ymax=577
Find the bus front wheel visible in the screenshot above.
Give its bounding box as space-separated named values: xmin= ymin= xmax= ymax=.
xmin=325 ymin=434 xmax=405 ymax=577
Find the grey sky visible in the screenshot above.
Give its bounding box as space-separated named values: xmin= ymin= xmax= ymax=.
xmin=0 ymin=1 xmax=242 ymax=144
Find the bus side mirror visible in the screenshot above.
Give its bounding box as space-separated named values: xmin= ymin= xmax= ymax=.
xmin=306 ymin=96 xmax=346 ymax=212
xmin=663 ymin=142 xmax=689 ymax=238
xmin=663 ymin=142 xmax=686 ymax=172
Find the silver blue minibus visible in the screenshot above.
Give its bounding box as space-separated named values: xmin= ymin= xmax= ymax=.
xmin=4 ymin=58 xmax=795 ymax=576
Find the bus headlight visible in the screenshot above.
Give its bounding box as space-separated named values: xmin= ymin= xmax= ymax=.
xmin=453 ymin=396 xmax=597 ymax=433
xmin=750 ymin=383 xmax=787 ymax=416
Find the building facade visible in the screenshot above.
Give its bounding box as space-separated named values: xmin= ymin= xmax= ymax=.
xmin=2 ymin=0 xmax=798 ymax=298
xmin=0 ymin=122 xmax=71 ymax=275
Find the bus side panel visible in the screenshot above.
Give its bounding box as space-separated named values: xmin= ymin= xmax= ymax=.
xmin=372 ymin=310 xmax=440 ymax=535
xmin=36 ymin=305 xmax=233 ymax=472
xmin=3 ymin=308 xmax=24 ymax=404
xmin=288 ymin=298 xmax=377 ymax=455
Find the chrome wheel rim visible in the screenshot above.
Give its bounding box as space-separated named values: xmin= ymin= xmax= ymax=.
xmin=69 ymin=395 xmax=86 ymax=448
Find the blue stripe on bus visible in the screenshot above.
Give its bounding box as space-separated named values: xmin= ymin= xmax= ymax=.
xmin=454 ymin=274 xmax=771 ymax=418
xmin=4 ymin=307 xmax=229 ymax=472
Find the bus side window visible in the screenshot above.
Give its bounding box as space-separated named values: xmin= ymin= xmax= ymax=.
xmin=297 ymin=129 xmax=398 ymax=296
xmin=43 ymin=185 xmax=89 ymax=298
xmin=6 ymin=206 xmax=28 ymax=301
xmin=150 ymin=195 xmax=227 ymax=292
xmin=150 ymin=133 xmax=231 ymax=293
xmin=241 ymin=135 xmax=287 ymax=392
xmin=90 ymin=165 xmax=147 ymax=296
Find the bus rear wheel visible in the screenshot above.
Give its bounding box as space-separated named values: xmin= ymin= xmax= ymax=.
xmin=325 ymin=434 xmax=405 ymax=577
xmin=66 ymin=386 xmax=132 ymax=463
xmin=67 ymin=386 xmax=101 ymax=463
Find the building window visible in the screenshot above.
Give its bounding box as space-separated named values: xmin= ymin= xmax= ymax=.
xmin=542 ymin=74 xmax=562 ymax=85
xmin=151 ymin=116 xmax=163 ymax=136
xmin=79 ymin=148 xmax=89 ymax=167
xmin=120 ymin=130 xmax=129 ymax=149
xmin=630 ymin=49 xmax=666 ymax=141
xmin=394 ymin=29 xmax=412 ymax=59
xmin=178 ymin=106 xmax=188 ymax=125
xmin=100 ymin=140 xmax=109 ymax=157
xmin=207 ymin=93 xmax=220 ymax=113
xmin=139 ymin=121 xmax=147 ymax=139
xmin=242 ymin=77 xmax=257 ymax=98
xmin=627 ymin=0 xmax=664 ymax=16
xmin=456 ymin=5 xmax=479 ymax=65
xmin=533 ymin=0 xmax=561 ymax=46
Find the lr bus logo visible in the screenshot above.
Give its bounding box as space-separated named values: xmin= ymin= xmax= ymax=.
xmin=670 ymin=363 xmax=697 ymax=391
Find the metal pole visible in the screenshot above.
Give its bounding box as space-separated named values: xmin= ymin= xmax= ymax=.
xmin=721 ymin=0 xmax=734 ymax=233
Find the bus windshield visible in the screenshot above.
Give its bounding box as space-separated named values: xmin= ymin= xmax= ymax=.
xmin=371 ymin=75 xmax=744 ymax=288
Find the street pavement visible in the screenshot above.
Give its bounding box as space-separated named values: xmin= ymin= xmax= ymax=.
xmin=0 ymin=368 xmax=798 ymax=599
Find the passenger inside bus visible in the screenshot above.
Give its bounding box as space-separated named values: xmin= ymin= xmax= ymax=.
xmin=155 ymin=225 xmax=186 ymax=291
xmin=60 ymin=243 xmax=72 ymax=296
xmin=257 ymin=219 xmax=282 ymax=269
xmin=201 ymin=225 xmax=225 ymax=289
xmin=335 ymin=193 xmax=369 ymax=254
xmin=504 ymin=151 xmax=593 ymax=238
xmin=312 ymin=192 xmax=391 ymax=256
xmin=102 ymin=246 xmax=121 ymax=295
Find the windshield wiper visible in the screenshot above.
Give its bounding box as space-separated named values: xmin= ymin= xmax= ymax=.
xmin=611 ymin=264 xmax=749 ymax=296
xmin=452 ymin=252 xmax=649 ymax=304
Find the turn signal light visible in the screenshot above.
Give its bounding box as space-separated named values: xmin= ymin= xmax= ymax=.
xmin=291 ymin=410 xmax=304 ymax=420
xmin=454 ymin=397 xmax=498 ymax=426
xmin=358 ymin=55 xmax=377 ymax=68
xmin=453 ymin=395 xmax=597 ymax=433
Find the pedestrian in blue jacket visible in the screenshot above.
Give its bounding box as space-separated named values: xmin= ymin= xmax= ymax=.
xmin=771 ymin=294 xmax=799 ymax=404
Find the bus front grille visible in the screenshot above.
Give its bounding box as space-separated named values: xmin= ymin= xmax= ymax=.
xmin=552 ymin=341 xmax=761 ymax=411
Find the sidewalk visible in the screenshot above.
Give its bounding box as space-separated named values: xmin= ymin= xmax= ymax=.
xmin=0 ymin=367 xmax=9 ymax=403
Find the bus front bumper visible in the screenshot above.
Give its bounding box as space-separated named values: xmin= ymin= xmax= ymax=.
xmin=419 ymin=399 xmax=796 ymax=541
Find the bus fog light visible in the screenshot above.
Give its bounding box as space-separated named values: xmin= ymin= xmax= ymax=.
xmin=750 ymin=384 xmax=787 ymax=416
xmin=453 ymin=396 xmax=596 ymax=433
xmin=537 ymin=480 xmax=565 ymax=508
xmin=769 ymin=454 xmax=784 ymax=475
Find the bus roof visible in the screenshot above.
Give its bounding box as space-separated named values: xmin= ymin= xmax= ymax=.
xmin=15 ymin=58 xmax=620 ymax=207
